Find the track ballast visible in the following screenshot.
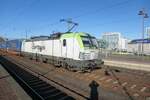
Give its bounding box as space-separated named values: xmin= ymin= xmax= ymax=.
xmin=0 ymin=56 xmax=75 ymax=100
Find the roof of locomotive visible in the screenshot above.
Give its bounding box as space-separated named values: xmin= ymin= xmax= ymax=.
xmin=25 ymin=32 xmax=91 ymax=42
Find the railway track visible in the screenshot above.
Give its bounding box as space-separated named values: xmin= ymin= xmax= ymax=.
xmin=0 ymin=56 xmax=76 ymax=100
xmin=22 ymin=56 xmax=150 ymax=100
xmin=106 ymin=65 xmax=150 ymax=78
xmin=1 ymin=51 xmax=150 ymax=100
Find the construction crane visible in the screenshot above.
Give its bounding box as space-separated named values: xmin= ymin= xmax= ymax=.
xmin=60 ymin=18 xmax=78 ymax=32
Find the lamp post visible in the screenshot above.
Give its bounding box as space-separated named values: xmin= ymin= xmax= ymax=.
xmin=138 ymin=8 xmax=149 ymax=55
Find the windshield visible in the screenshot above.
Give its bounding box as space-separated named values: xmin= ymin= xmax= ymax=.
xmin=81 ymin=36 xmax=98 ymax=48
xmin=91 ymin=38 xmax=99 ymax=48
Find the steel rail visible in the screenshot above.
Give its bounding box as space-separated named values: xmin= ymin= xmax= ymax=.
xmin=0 ymin=56 xmax=75 ymax=100
xmin=0 ymin=55 xmax=88 ymax=99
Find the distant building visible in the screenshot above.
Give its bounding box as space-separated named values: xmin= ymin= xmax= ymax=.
xmin=121 ymin=38 xmax=129 ymax=50
xmin=0 ymin=37 xmax=5 ymax=43
xmin=146 ymin=27 xmax=150 ymax=38
xmin=127 ymin=39 xmax=150 ymax=55
xmin=102 ymin=32 xmax=128 ymax=51
xmin=97 ymin=39 xmax=108 ymax=49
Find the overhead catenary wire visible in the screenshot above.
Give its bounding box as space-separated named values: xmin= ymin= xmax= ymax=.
xmin=72 ymin=0 xmax=131 ymax=19
xmin=1 ymin=0 xmax=127 ymax=27
xmin=1 ymin=0 xmax=136 ymax=38
xmin=57 ymin=0 xmax=133 ymax=33
xmin=67 ymin=0 xmax=138 ymax=36
xmin=1 ymin=0 xmax=41 ymax=28
xmin=90 ymin=17 xmax=137 ymax=29
xmin=0 ymin=0 xmax=42 ymax=39
xmin=49 ymin=0 xmax=133 ymax=34
xmin=8 ymin=0 xmax=133 ymax=29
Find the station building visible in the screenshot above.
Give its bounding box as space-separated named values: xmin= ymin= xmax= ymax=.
xmin=102 ymin=32 xmax=128 ymax=51
xmin=127 ymin=39 xmax=150 ymax=55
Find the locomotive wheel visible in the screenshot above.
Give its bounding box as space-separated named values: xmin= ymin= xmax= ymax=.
xmin=67 ymin=66 xmax=70 ymax=70
xmin=86 ymin=69 xmax=92 ymax=73
xmin=62 ymin=62 xmax=68 ymax=69
xmin=29 ymin=57 xmax=33 ymax=60
xmin=67 ymin=65 xmax=73 ymax=71
xmin=79 ymin=67 xmax=85 ymax=73
xmin=39 ymin=58 xmax=43 ymax=62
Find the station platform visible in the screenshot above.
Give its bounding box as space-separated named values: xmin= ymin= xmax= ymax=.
xmin=0 ymin=64 xmax=31 ymax=100
xmin=103 ymin=59 xmax=150 ymax=72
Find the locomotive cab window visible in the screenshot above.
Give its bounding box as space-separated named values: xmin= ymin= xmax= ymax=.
xmin=63 ymin=39 xmax=66 ymax=46
xmin=81 ymin=36 xmax=98 ymax=48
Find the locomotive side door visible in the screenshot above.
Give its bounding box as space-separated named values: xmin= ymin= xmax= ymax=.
xmin=61 ymin=39 xmax=67 ymax=58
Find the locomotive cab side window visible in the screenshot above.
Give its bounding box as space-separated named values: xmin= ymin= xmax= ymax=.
xmin=63 ymin=39 xmax=66 ymax=46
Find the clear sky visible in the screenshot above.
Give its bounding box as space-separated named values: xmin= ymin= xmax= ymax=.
xmin=0 ymin=0 xmax=150 ymax=40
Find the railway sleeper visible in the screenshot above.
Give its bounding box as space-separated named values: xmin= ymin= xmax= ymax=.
xmin=39 ymin=88 xmax=59 ymax=96
xmin=22 ymin=75 xmax=38 ymax=80
xmin=36 ymin=86 xmax=54 ymax=92
xmin=44 ymin=92 xmax=66 ymax=100
xmin=27 ymin=79 xmax=43 ymax=84
xmin=29 ymin=81 xmax=45 ymax=86
xmin=32 ymin=83 xmax=50 ymax=88
xmin=27 ymin=78 xmax=41 ymax=82
xmin=17 ymin=72 xmax=35 ymax=77
xmin=58 ymin=95 xmax=73 ymax=100
xmin=0 ymin=56 xmax=76 ymax=100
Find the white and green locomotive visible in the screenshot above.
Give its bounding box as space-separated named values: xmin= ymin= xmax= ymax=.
xmin=21 ymin=32 xmax=104 ymax=71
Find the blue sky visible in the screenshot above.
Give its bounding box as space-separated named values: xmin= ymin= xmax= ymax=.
xmin=0 ymin=0 xmax=150 ymax=40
